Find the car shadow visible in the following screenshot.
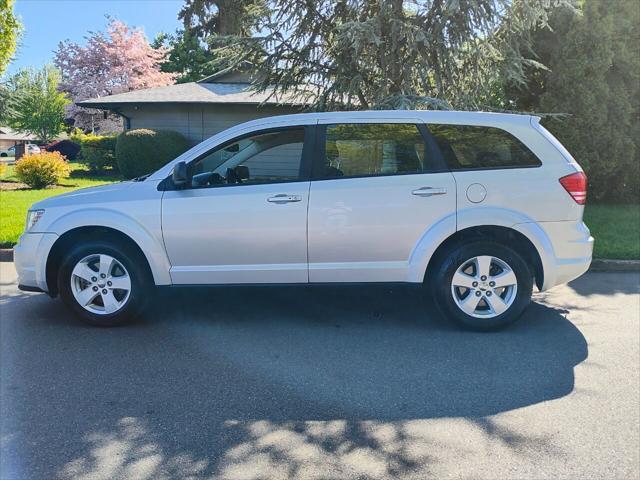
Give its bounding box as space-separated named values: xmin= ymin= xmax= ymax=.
xmin=2 ymin=284 xmax=588 ymax=479
xmin=148 ymin=284 xmax=588 ymax=420
xmin=566 ymin=271 xmax=640 ymax=297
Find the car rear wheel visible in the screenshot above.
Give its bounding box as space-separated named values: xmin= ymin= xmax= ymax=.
xmin=430 ymin=241 xmax=533 ymax=331
xmin=58 ymin=241 xmax=150 ymax=326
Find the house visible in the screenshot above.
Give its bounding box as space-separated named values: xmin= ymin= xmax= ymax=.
xmin=77 ymin=71 xmax=304 ymax=145
xmin=0 ymin=127 xmax=39 ymax=151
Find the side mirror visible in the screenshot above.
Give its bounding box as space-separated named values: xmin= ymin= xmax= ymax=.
xmin=172 ymin=161 xmax=189 ymax=187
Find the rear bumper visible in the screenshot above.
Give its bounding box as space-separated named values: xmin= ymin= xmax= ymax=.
xmin=14 ymin=232 xmax=58 ymax=293
xmin=539 ymin=221 xmax=594 ymax=290
xmin=546 ymin=250 xmax=593 ymax=289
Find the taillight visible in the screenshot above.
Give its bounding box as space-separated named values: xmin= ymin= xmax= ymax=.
xmin=559 ymin=172 xmax=587 ymax=205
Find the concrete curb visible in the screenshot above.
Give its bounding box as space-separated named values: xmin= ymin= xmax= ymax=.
xmin=589 ymin=258 xmax=640 ymax=272
xmin=1 ymin=247 xmax=639 ymax=272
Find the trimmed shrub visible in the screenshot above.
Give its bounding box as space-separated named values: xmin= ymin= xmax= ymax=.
xmin=0 ymin=162 xmax=7 ymax=178
xmin=44 ymin=139 xmax=81 ymax=160
xmin=116 ymin=129 xmax=189 ymax=179
xmin=81 ymin=135 xmax=117 ymax=171
xmin=14 ymin=151 xmax=71 ymax=189
xmin=71 ymin=131 xmax=118 ymax=171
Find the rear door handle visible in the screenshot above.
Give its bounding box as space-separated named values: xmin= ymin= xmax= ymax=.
xmin=267 ymin=194 xmax=302 ymax=204
xmin=412 ymin=187 xmax=447 ymax=197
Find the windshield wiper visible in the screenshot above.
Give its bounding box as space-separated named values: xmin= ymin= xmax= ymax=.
xmin=132 ymin=174 xmax=151 ymax=182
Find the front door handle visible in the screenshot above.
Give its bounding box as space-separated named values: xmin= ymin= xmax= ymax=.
xmin=267 ymin=194 xmax=302 ymax=204
xmin=412 ymin=187 xmax=447 ymax=197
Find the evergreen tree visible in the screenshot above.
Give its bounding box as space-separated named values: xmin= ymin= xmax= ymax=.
xmin=179 ymin=0 xmax=266 ymax=39
xmin=503 ymin=2 xmax=579 ymax=111
xmin=215 ymin=0 xmax=565 ymax=111
xmin=539 ymin=0 xmax=639 ymax=202
xmin=152 ymin=29 xmax=218 ymax=83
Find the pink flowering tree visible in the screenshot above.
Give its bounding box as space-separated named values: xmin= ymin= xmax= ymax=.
xmin=54 ymin=19 xmax=176 ymax=132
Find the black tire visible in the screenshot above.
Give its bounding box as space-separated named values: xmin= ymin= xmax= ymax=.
xmin=58 ymin=240 xmax=150 ymax=326
xmin=429 ymin=241 xmax=533 ymax=331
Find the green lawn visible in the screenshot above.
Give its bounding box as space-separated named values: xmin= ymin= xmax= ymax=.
xmin=584 ymin=204 xmax=640 ymax=260
xmin=0 ymin=163 xmax=120 ymax=248
xmin=1 ymin=164 xmax=638 ymax=259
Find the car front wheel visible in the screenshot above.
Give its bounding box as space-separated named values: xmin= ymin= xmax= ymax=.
xmin=58 ymin=241 xmax=150 ymax=326
xmin=431 ymin=241 xmax=533 ymax=331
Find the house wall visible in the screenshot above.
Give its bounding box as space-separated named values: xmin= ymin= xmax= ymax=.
xmin=118 ymin=104 xmax=302 ymax=146
xmin=0 ymin=139 xmax=16 ymax=151
xmin=0 ymin=139 xmax=32 ymax=151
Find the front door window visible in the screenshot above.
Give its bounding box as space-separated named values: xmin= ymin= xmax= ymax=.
xmin=191 ymin=128 xmax=306 ymax=188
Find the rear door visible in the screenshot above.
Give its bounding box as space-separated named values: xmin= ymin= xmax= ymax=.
xmin=307 ymin=120 xmax=457 ymax=283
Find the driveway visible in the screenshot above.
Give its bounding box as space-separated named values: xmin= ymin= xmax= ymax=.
xmin=1 ymin=262 xmax=638 ymax=480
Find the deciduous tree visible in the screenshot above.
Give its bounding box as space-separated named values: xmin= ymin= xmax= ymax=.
xmin=0 ymin=0 xmax=21 ymax=76
xmin=54 ymin=19 xmax=175 ymax=132
xmin=4 ymin=66 xmax=69 ymax=143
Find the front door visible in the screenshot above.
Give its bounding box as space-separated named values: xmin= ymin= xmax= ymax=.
xmin=162 ymin=126 xmax=312 ymax=284
xmin=307 ymin=121 xmax=457 ymax=283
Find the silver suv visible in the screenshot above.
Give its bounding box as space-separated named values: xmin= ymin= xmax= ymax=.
xmin=14 ymin=111 xmax=593 ymax=330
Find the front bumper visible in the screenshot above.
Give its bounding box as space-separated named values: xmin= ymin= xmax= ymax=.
xmin=14 ymin=232 xmax=58 ymax=293
xmin=18 ymin=284 xmax=45 ymax=293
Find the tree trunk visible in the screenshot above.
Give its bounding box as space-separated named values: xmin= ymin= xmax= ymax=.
xmin=387 ymin=0 xmax=404 ymax=96
xmin=215 ymin=0 xmax=245 ymax=35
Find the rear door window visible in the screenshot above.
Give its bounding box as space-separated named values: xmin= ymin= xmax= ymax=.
xmin=427 ymin=124 xmax=541 ymax=170
xmin=315 ymin=123 xmax=431 ymax=179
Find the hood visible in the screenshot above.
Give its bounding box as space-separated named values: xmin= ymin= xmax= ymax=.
xmin=32 ymin=181 xmax=135 ymax=209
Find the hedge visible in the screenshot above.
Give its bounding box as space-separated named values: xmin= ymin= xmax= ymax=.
xmin=71 ymin=132 xmax=118 ymax=171
xmin=116 ymin=129 xmax=190 ymax=179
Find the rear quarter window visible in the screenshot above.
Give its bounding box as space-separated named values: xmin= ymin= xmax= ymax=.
xmin=428 ymin=124 xmax=541 ymax=170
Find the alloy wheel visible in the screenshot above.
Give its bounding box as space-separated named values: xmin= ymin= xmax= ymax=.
xmin=70 ymin=254 xmax=131 ymax=315
xmin=450 ymin=255 xmax=518 ymax=319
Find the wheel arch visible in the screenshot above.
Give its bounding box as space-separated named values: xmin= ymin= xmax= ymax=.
xmin=47 ymin=227 xmax=147 ymax=296
xmin=45 ymin=220 xmax=171 ymax=295
xmin=408 ymin=207 xmax=554 ymax=290
xmin=424 ymin=225 xmax=546 ymax=290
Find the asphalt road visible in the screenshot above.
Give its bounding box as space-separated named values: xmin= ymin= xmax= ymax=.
xmin=1 ymin=262 xmax=639 ymax=480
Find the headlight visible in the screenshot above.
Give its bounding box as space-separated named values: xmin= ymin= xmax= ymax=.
xmin=25 ymin=209 xmax=45 ymax=231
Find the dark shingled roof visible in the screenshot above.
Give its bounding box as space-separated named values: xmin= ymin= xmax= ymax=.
xmin=77 ymin=70 xmax=302 ymax=109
